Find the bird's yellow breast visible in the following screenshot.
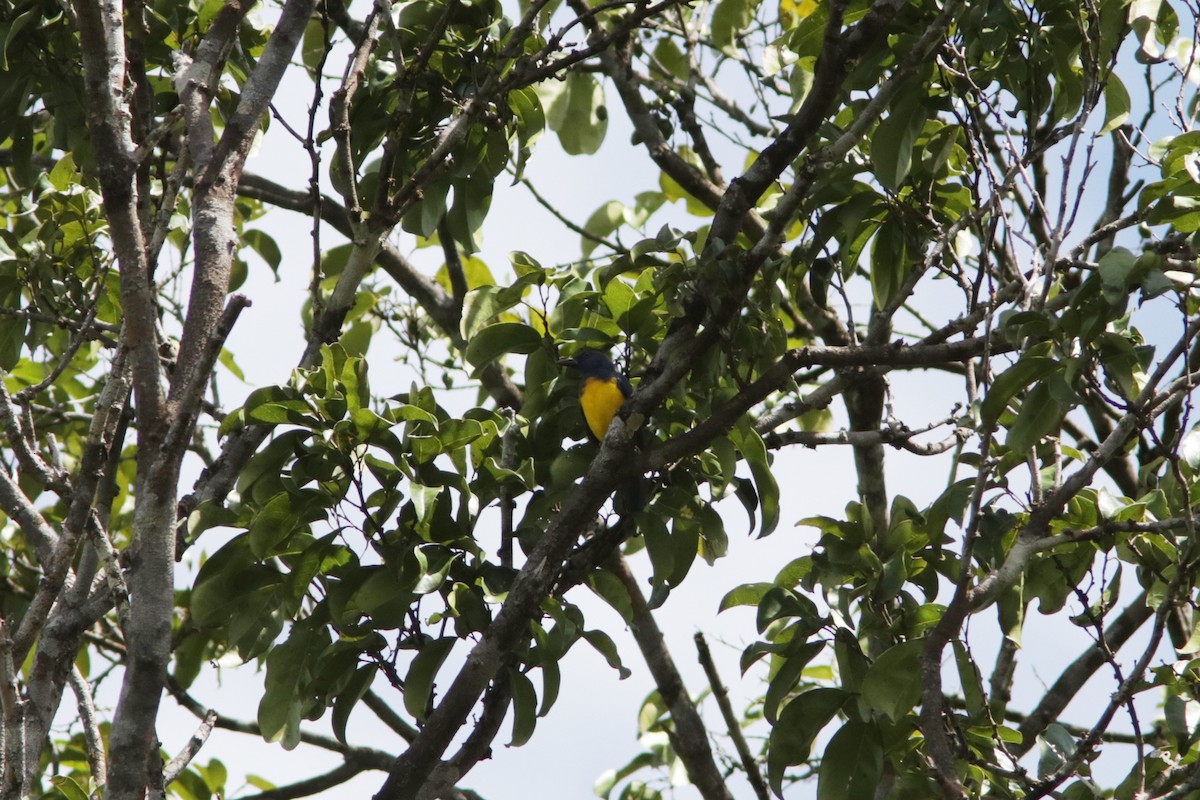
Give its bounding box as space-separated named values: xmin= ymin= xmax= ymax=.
xmin=580 ymin=377 xmax=627 ymax=440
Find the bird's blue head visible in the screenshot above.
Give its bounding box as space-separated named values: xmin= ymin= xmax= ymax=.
xmin=557 ymin=349 xmax=620 ymax=380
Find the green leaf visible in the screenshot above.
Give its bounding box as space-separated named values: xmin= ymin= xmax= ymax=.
xmin=509 ymin=87 xmax=545 ymax=182
xmin=1180 ymin=425 xmax=1200 ymax=469
xmin=603 ymin=278 xmax=636 ymax=325
xmin=1098 ymin=247 xmax=1138 ymax=302
xmin=248 ymin=491 xmax=303 ymax=558
xmin=45 ymin=154 xmax=79 ymax=194
xmin=539 ymin=659 xmax=561 ymax=717
xmin=1100 ymin=74 xmax=1130 ymax=135
xmin=2 ymin=6 xmax=42 ymax=72
xmin=859 ymin=639 xmax=922 ymax=721
xmin=873 ymin=94 xmax=928 ymax=190
xmin=463 ymin=322 xmax=542 ymax=374
xmin=332 ymin=664 xmax=377 ymax=744
xmin=244 ymin=229 xmax=282 ymax=276
xmin=816 ymin=721 xmax=884 ymax=800
xmin=461 ymin=285 xmax=513 ymax=342
xmin=49 ymin=776 xmax=90 ymax=800
xmin=347 ymin=567 xmax=413 ymax=627
xmin=445 ymin=172 xmax=495 ymax=254
xmin=508 ymin=668 xmax=539 ymax=746
xmin=641 ymin=513 xmax=675 ymax=596
xmin=413 ymin=546 xmax=459 ymax=594
xmin=594 ymin=752 xmax=657 ymax=800
xmin=401 ymin=172 xmax=452 ymax=238
xmin=712 ymin=0 xmax=761 ymax=53
xmin=583 ymin=200 xmax=625 ymax=257
xmin=764 ymin=640 xmax=823 ymax=722
xmin=719 ymin=582 xmax=773 ymax=612
xmin=756 ymin=586 xmax=821 ymax=633
xmin=185 ymin=499 xmax=238 ymax=543
xmin=659 ymin=151 xmax=715 ymax=216
xmin=833 ymin=628 xmax=869 ymax=693
xmin=173 ymin=631 xmax=208 ymax=690
xmin=665 ymin=509 xmax=701 ymax=586
xmin=731 ymin=422 xmax=780 ymax=536
xmin=979 ymin=356 xmax=1059 ymax=428
xmin=436 ymin=418 xmax=484 ymax=453
xmin=651 ymin=37 xmax=689 ymax=80
xmin=1006 ymin=381 xmax=1066 ymax=453
xmin=583 ymin=629 xmax=632 ymax=679
xmin=243 ymin=385 xmax=316 ymax=427
xmin=767 ymin=689 xmax=849 ymax=796
xmin=190 ymin=535 xmax=280 ymax=629
xmin=547 ymin=72 xmax=608 ymax=155
xmin=404 ymin=638 xmax=456 ymax=722
xmin=869 ymin=219 xmax=909 ymax=309
xmin=587 ymin=571 xmax=634 ymax=623
xmin=1037 ymin=722 xmax=1077 ymax=779
xmin=638 ymin=691 xmax=669 ymax=733
xmin=952 ymin=640 xmax=986 ymax=717
xmin=259 ymin=624 xmax=325 ymax=749
xmin=301 ymin=17 xmax=330 ymax=75
xmin=1131 ymin=0 xmax=1177 ymax=61
xmin=0 ymin=315 xmax=26 ymax=373
xmin=218 ymin=347 xmax=246 ymax=382
xmin=509 ymin=249 xmax=545 ymax=276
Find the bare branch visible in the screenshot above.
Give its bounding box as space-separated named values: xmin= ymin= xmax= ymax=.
xmin=608 ymin=556 xmax=732 ymax=800
xmin=657 ymin=335 xmax=1013 ymax=471
xmin=764 ymin=418 xmax=968 ymax=455
xmin=167 ymin=678 xmax=395 ymax=768
xmin=363 ymin=690 xmax=419 ymax=742
xmin=163 ymin=294 xmax=251 ymax=456
xmin=69 ymin=665 xmax=107 ymax=788
xmin=240 ymin=760 xmax=376 ymax=800
xmin=695 ymin=633 xmax=769 ymax=800
xmin=431 ymin=676 xmax=514 ymax=798
xmin=0 ymin=464 xmax=59 ymax=568
xmin=1015 ymin=591 xmax=1155 ymax=753
xmin=162 ymin=709 xmax=217 ymax=784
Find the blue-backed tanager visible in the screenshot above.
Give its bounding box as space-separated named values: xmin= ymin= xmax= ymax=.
xmin=557 ymin=349 xmax=633 ymax=441
xmin=558 ymin=349 xmax=644 ymax=516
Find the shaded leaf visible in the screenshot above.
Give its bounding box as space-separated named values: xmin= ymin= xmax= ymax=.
xmin=859 ymin=639 xmax=922 ymax=721
xmin=816 ymin=721 xmax=884 ymax=800
xmin=404 ymin=638 xmax=456 ymax=722
xmin=767 ymin=689 xmax=848 ymax=796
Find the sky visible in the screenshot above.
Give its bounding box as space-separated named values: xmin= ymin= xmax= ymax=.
xmin=74 ymin=5 xmax=1199 ymax=800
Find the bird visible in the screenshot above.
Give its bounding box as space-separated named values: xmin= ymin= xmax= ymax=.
xmin=558 ymin=348 xmax=645 ymax=517
xmin=557 ymin=349 xmax=633 ymax=442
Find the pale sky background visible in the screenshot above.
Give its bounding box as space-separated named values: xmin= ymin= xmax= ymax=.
xmin=70 ymin=5 xmax=1195 ymax=799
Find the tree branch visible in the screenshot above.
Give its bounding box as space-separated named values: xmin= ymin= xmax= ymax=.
xmin=162 ymin=709 xmax=217 ymax=785
xmin=0 ymin=464 xmax=59 ymax=569
xmin=363 ymin=690 xmax=419 ymax=742
xmin=0 ymin=619 xmax=26 ymax=798
xmin=1014 ymin=591 xmax=1154 ymax=754
xmin=695 ymin=633 xmax=769 ymax=800
xmin=69 ymin=665 xmax=107 ymax=788
xmin=239 ymin=760 xmax=375 ymax=800
xmin=167 ymin=677 xmax=395 ymax=768
xmin=607 ymin=556 xmax=732 ymax=800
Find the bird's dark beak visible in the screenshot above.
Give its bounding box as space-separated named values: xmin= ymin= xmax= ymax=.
xmin=557 ymin=357 xmax=577 ymax=368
